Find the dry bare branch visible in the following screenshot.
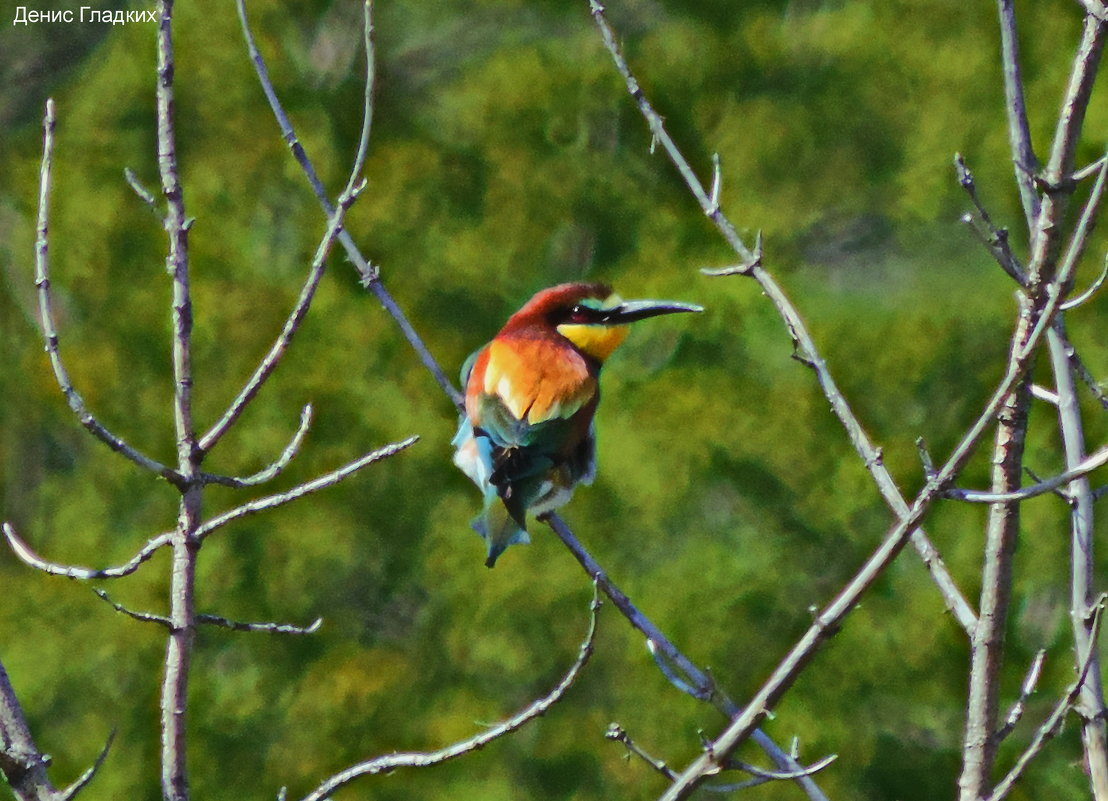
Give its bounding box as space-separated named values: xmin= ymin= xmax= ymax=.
xmin=201 ymin=405 xmax=313 ymax=488
xmin=93 ymin=588 xmax=172 ymax=628
xmin=294 ymin=588 xmax=601 ymax=801
xmin=196 ymin=614 xmax=322 ymax=636
xmin=943 ymin=443 xmax=1108 ymax=503
xmin=544 ymin=513 xmax=831 ymax=801
xmin=589 ymin=0 xmax=978 ymax=636
xmin=34 ymin=99 xmax=184 ymax=489
xmin=236 ymin=0 xmax=465 ymax=413
xmin=3 ymin=522 xmax=171 ymax=581
xmin=195 ymin=436 xmax=419 ymax=542
xmin=996 ymin=649 xmax=1047 ymax=742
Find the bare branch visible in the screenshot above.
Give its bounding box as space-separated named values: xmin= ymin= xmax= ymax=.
xmin=592 ymin=0 xmax=978 ymax=635
xmin=0 ymin=656 xmax=59 ymax=801
xmin=58 ymin=729 xmax=115 ymax=801
xmin=123 ymin=168 xmax=163 ymax=218
xmin=943 ymin=443 xmax=1108 ymax=503
xmin=1048 ymin=317 xmax=1108 ymax=791
xmin=3 ymin=522 xmax=171 ymax=581
xmin=196 ymin=613 xmax=322 ymax=636
xmin=93 ymin=588 xmax=172 ymax=628
xmin=995 ymin=649 xmax=1047 ymax=742
xmin=544 ymin=513 xmax=831 ymax=801
xmin=201 ymin=405 xmax=313 ymax=488
xmin=1062 ymin=255 xmax=1108 ymax=309
xmin=985 ymin=599 xmax=1106 ymax=801
xmin=33 ymin=99 xmax=185 ymax=489
xmin=295 ymin=588 xmax=601 ymax=801
xmin=997 ymin=0 xmax=1041 ymax=227
xmin=955 ymin=153 xmax=1027 ymax=284
xmin=605 ymin=723 xmax=835 ymax=793
xmin=195 ymin=436 xmax=419 ymax=542
xmin=198 ymin=173 xmax=366 ymax=453
xmin=236 ymin=0 xmax=465 ymax=412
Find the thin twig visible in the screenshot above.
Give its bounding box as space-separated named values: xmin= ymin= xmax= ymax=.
xmin=589 ymin=0 xmax=978 ymax=637
xmin=954 ymin=153 xmax=1027 ymax=284
xmin=94 ymin=588 xmax=173 ymax=628
xmin=198 ymin=173 xmax=367 ymax=453
xmin=995 ymin=649 xmax=1047 ymax=742
xmin=201 ymin=405 xmax=313 ymax=488
xmin=943 ymin=443 xmax=1108 ymax=503
xmin=195 ymin=436 xmax=419 ymax=542
xmin=236 ymin=0 xmax=465 ymax=412
xmin=34 ymin=99 xmax=185 ymax=489
xmin=985 ymin=599 xmax=1107 ymax=801
xmin=545 ymin=513 xmax=831 ymax=801
xmin=197 ymin=614 xmax=322 ymax=635
xmin=3 ymin=522 xmax=171 ymax=581
xmin=1062 ymin=257 xmax=1108 ymax=309
xmin=58 ymin=729 xmax=116 ymax=801
xmin=295 ymin=587 xmax=601 ymax=801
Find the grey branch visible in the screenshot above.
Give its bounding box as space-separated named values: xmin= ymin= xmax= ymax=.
xmin=197 ymin=122 xmax=370 ymax=453
xmin=995 ymin=649 xmax=1047 ymax=742
xmin=954 ymin=152 xmax=1027 ymax=284
xmin=195 ymin=436 xmax=419 ymax=542
xmin=606 ymin=723 xmax=835 ymax=793
xmin=589 ymin=1 xmax=977 ymax=636
xmin=201 ymin=405 xmax=313 ymax=488
xmin=1062 ymin=256 xmax=1108 ymax=309
xmin=294 ymin=589 xmax=600 ymax=801
xmin=3 ymin=522 xmax=171 ymax=581
xmin=196 ymin=614 xmax=322 ymax=636
xmin=985 ymin=600 xmax=1106 ymax=801
xmin=57 ymin=730 xmax=115 ymax=801
xmin=94 ymin=588 xmax=172 ymax=628
xmin=943 ymin=443 xmax=1108 ymax=503
xmin=34 ymin=99 xmax=184 ymax=489
xmin=1 ymin=657 xmax=113 ymax=801
xmin=236 ymin=0 xmax=465 ymax=413
xmin=544 ymin=512 xmax=831 ymax=801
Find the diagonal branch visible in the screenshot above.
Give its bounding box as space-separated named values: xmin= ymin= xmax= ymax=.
xmin=195 ymin=436 xmax=419 ymax=542
xmin=199 ymin=0 xmax=377 ymax=453
xmin=943 ymin=443 xmax=1108 ymax=503
xmin=294 ymin=588 xmax=601 ymax=801
xmin=544 ymin=513 xmax=832 ymax=801
xmin=591 ymin=0 xmax=978 ymax=635
xmin=201 ymin=405 xmax=313 ymax=488
xmin=34 ymin=99 xmax=184 ymax=489
xmin=236 ymin=0 xmax=464 ymax=413
xmin=198 ymin=170 xmax=368 ymax=453
xmin=997 ymin=0 xmax=1041 ymax=228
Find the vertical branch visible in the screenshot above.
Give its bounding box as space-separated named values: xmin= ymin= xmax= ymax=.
xmin=958 ymin=354 xmax=1033 ymax=801
xmin=960 ymin=12 xmax=1106 ymax=800
xmin=154 ymin=1 xmax=199 ymax=800
xmin=1048 ymin=322 xmax=1108 ymax=797
xmin=997 ymin=0 xmax=1040 ymax=227
xmin=0 ymin=659 xmax=59 ymax=801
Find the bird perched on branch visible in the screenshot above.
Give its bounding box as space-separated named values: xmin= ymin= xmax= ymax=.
xmin=452 ymin=282 xmax=703 ymax=567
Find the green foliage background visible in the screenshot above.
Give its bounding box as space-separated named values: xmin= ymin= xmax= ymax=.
xmin=1 ymin=0 xmax=1106 ymax=798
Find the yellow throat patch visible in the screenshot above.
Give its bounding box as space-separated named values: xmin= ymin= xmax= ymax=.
xmin=556 ymin=322 xmax=629 ymax=362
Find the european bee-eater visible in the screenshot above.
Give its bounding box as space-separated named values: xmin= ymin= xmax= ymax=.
xmin=452 ymin=282 xmax=702 ymax=567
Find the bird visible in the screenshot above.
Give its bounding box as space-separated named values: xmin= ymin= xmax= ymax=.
xmin=451 ymin=282 xmax=703 ymax=567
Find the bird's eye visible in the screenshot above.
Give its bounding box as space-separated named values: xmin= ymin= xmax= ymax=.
xmin=568 ymin=304 xmax=590 ymax=323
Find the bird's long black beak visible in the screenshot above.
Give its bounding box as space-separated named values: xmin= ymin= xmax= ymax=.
xmin=602 ymin=299 xmax=704 ymax=324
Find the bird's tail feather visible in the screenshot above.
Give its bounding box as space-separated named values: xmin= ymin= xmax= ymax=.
xmin=471 ymin=491 xmax=530 ymax=568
